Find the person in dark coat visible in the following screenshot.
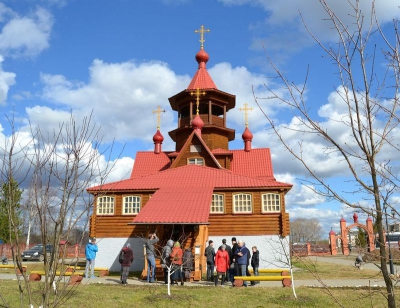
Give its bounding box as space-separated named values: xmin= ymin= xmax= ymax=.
xmin=183 ymin=248 xmax=193 ymax=281
xmin=250 ymin=246 xmax=259 ymax=285
xmin=230 ymin=237 xmax=239 ymax=283
xmin=234 ymin=240 xmax=250 ymax=287
xmin=119 ymin=243 xmax=134 ymax=284
xmin=204 ymin=240 xmax=216 ymax=281
xmin=161 ymin=239 xmax=174 ymax=284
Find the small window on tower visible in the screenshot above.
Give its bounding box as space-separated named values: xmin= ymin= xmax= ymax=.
xmin=188 ymin=158 xmax=204 ymax=165
xmin=190 ymin=145 xmax=202 ymax=153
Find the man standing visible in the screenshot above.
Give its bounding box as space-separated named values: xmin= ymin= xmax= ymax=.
xmin=145 ymin=232 xmax=159 ymax=283
xmin=204 ymin=240 xmax=215 ymax=281
xmin=235 ymin=240 xmax=250 ymax=287
xmin=120 ymin=243 xmax=134 ymax=284
xmin=85 ymin=237 xmax=98 ymax=278
xmin=230 ymin=237 xmax=238 ymax=283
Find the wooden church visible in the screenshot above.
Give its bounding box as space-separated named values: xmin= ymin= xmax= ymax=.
xmin=87 ymin=26 xmax=293 ymax=279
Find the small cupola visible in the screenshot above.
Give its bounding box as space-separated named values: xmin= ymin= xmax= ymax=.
xmin=192 ymin=114 xmax=204 ymax=136
xmin=152 ymin=105 xmax=165 ymax=154
xmin=239 ymin=103 xmax=253 ymax=152
xmin=153 ymin=129 xmax=164 ymax=154
xmin=242 ymin=127 xmax=253 ymax=152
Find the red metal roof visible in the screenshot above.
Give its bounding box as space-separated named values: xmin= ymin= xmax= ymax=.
xmin=230 ymin=148 xmax=275 ymax=180
xmin=88 ymin=164 xmax=291 ymax=192
xmin=187 ymin=49 xmax=217 ymax=90
xmin=187 ymin=68 xmax=217 ymax=90
xmin=132 ymin=187 xmax=213 ymax=224
xmin=130 ymin=151 xmax=171 ymax=178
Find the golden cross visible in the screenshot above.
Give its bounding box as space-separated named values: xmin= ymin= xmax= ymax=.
xmin=239 ymin=103 xmax=253 ymax=127
xmin=152 ymin=105 xmax=165 ymax=129
xmin=194 ymin=25 xmax=210 ymax=49
xmin=190 ymin=88 xmax=206 ymax=114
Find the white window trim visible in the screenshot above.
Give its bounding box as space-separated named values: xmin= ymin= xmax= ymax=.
xmin=122 ymin=195 xmax=141 ymax=215
xmin=261 ymin=193 xmax=281 ymax=213
xmin=96 ymin=196 xmax=115 ymax=215
xmin=210 ymin=193 xmax=224 ymax=214
xmin=188 ymin=157 xmax=204 ymax=165
xmin=233 ymin=193 xmax=252 ymax=213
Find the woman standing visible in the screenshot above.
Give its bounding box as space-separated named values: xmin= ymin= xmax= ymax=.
xmin=120 ymin=243 xmax=134 ymax=284
xmin=170 ymin=242 xmax=184 ymax=286
xmin=214 ymin=245 xmax=230 ymax=286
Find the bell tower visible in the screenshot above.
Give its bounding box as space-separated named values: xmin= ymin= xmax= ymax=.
xmin=168 ymin=25 xmax=236 ymax=152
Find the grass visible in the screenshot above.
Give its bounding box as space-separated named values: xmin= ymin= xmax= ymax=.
xmin=291 ymin=260 xmax=382 ymax=280
xmin=0 ymin=280 xmax=397 ymax=308
xmin=0 ymin=257 xmax=397 ymax=307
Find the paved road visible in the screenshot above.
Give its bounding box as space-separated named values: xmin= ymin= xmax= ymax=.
xmin=0 ymin=255 xmax=394 ymax=288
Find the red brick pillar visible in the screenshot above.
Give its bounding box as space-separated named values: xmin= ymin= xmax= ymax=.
xmin=329 ymin=230 xmax=337 ymax=256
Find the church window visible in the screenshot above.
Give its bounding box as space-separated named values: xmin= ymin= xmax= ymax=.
xmin=262 ymin=193 xmax=280 ymax=212
xmin=210 ymin=194 xmax=224 ymax=213
xmin=233 ymin=193 xmax=252 ymax=213
xmin=188 ymin=158 xmax=204 ymax=165
xmin=123 ymin=196 xmax=141 ymax=214
xmin=96 ymin=196 xmax=115 ymax=215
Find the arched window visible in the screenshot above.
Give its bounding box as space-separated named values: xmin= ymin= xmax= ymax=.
xmin=210 ymin=194 xmax=224 ymax=213
xmin=123 ymin=196 xmax=141 ymax=215
xmin=262 ymin=193 xmax=280 ymax=213
xmin=96 ymin=196 xmax=115 ymax=215
xmin=233 ymin=193 xmax=252 ymax=213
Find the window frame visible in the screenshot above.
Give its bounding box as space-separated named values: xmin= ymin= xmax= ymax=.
xmin=187 ymin=157 xmax=204 ymax=166
xmin=122 ymin=195 xmax=142 ymax=215
xmin=210 ymin=193 xmax=225 ymax=214
xmin=261 ymin=193 xmax=281 ymax=213
xmin=232 ymin=193 xmax=253 ymax=214
xmin=96 ymin=196 xmax=115 ymax=215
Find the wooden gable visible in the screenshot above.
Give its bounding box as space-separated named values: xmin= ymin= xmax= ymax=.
xmin=170 ymin=131 xmax=222 ymax=169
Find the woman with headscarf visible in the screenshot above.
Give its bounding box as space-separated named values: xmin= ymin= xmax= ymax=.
xmin=170 ymin=241 xmax=184 ymax=285
xmin=119 ymin=243 xmax=134 ymax=284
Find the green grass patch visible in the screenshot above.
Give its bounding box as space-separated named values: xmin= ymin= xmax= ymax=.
xmin=0 ymin=280 xmax=397 ymax=307
xmin=291 ymin=259 xmax=382 ymax=280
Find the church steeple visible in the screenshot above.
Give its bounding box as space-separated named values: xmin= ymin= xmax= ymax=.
xmin=168 ymin=25 xmax=236 ymax=152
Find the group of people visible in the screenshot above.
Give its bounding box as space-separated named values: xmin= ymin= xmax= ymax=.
xmin=84 ymin=235 xmax=260 ymax=287
xmin=159 ymin=237 xmax=193 ymax=286
xmin=205 ymin=237 xmax=259 ymax=287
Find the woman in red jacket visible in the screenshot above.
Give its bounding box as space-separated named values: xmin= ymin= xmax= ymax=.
xmin=170 ymin=241 xmax=184 ymax=285
xmin=214 ymin=244 xmax=230 ymax=286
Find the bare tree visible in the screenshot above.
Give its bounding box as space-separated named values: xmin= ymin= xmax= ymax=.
xmin=0 ymin=113 xmax=118 ymax=307
xmin=256 ymin=1 xmax=399 ymax=307
xmin=291 ymin=218 xmax=322 ymax=244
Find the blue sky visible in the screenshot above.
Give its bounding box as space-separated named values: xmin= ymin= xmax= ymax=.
xmin=1 ymin=0 xmax=400 ymax=237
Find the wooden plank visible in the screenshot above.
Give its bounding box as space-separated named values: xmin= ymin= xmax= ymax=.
xmin=0 ymin=265 xmax=27 ymax=269
xmin=249 ymin=268 xmax=290 ymax=273
xmin=234 ymin=276 xmax=291 ymax=281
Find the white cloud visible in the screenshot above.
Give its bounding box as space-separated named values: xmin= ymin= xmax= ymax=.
xmin=219 ymin=0 xmax=400 ymax=55
xmin=0 ymin=55 xmax=16 ymax=105
xmin=0 ymin=6 xmax=53 ymax=58
xmin=39 ymin=59 xmax=190 ymax=143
